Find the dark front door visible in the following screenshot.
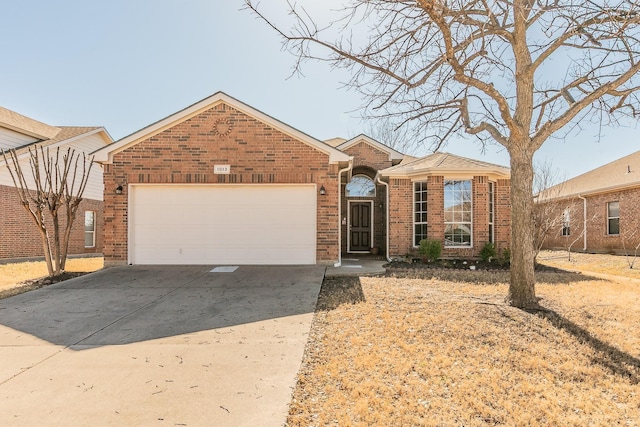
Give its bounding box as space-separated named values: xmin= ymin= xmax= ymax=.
xmin=350 ymin=202 xmax=371 ymax=252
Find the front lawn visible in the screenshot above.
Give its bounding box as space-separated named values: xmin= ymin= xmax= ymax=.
xmin=288 ymin=269 xmax=640 ymax=426
xmin=0 ymin=257 xmax=104 ymax=298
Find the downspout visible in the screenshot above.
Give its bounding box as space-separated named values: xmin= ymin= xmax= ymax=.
xmin=376 ymin=173 xmax=392 ymax=262
xmin=334 ymin=160 xmax=353 ymax=267
xmin=578 ymin=195 xmax=587 ymax=251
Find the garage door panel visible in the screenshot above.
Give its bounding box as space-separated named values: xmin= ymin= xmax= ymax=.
xmin=130 ymin=185 xmax=316 ymax=265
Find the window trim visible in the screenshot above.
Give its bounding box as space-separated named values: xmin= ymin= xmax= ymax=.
xmin=607 ymin=201 xmax=620 ymax=235
xmin=443 ymin=179 xmax=473 ymax=248
xmin=84 ymin=211 xmax=96 ymax=248
xmin=413 ymin=181 xmax=428 ymax=247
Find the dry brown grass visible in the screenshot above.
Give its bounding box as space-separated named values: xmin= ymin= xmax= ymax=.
xmin=0 ymin=257 xmax=103 ymax=298
xmin=288 ymin=266 xmax=640 ymax=426
xmin=538 ymin=250 xmax=640 ymax=280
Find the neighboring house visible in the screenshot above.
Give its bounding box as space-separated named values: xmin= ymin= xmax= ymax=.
xmin=93 ymin=92 xmax=511 ymax=266
xmin=537 ymin=150 xmax=640 ymax=254
xmin=0 ymin=106 xmax=112 ymax=260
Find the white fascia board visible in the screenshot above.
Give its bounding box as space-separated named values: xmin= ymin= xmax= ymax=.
xmin=94 ymin=92 xmax=351 ymax=164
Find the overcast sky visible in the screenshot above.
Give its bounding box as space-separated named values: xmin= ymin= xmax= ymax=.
xmin=2 ymin=0 xmax=639 ymax=180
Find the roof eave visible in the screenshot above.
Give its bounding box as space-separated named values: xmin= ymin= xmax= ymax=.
xmin=381 ymin=167 xmax=510 ymax=179
xmin=538 ymin=181 xmax=640 ymax=202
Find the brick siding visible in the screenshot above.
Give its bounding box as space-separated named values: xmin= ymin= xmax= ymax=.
xmin=102 ymin=102 xmax=340 ymax=265
xmin=541 ymin=186 xmax=640 ymax=254
xmin=0 ymin=184 xmax=103 ymax=260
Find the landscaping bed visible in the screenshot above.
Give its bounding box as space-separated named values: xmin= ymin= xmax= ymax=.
xmin=0 ymin=257 xmax=104 ymax=299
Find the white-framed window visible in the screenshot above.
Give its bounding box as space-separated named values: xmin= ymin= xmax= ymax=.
xmin=444 ymin=180 xmax=472 ymax=247
xmin=562 ymin=208 xmax=571 ymax=236
xmin=346 ymin=175 xmax=376 ymax=197
xmin=607 ymin=201 xmax=620 ymax=235
xmin=488 ymin=181 xmax=495 ymax=243
xmin=84 ymin=211 xmax=96 ymax=248
xmin=413 ymin=181 xmax=428 ymax=246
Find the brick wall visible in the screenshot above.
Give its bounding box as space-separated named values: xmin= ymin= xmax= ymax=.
xmin=541 ymin=186 xmax=640 ymax=254
xmin=387 ymin=175 xmax=511 ymax=259
xmin=0 ymin=184 xmax=103 ymax=260
xmin=342 ymin=141 xmax=393 ymax=171
xmin=102 ymin=102 xmax=339 ymax=265
xmin=388 ymin=178 xmax=413 ymax=256
xmin=495 ymin=179 xmax=511 ymax=253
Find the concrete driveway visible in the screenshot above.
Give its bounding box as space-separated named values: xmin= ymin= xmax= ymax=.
xmin=0 ymin=265 xmax=324 ymax=426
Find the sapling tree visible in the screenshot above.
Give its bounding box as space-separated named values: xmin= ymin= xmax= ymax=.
xmin=1 ymin=146 xmax=93 ymax=277
xmin=621 ymin=228 xmax=640 ymax=268
xmin=246 ymin=0 xmax=640 ymax=308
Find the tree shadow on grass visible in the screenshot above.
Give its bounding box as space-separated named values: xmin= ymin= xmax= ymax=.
xmin=533 ymin=308 xmax=640 ymax=384
xmin=317 ymin=276 xmax=366 ymax=311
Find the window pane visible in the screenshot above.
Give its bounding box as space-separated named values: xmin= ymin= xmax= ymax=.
xmin=346 ymin=175 xmax=376 ymax=197
xmin=608 ymin=201 xmax=619 ymax=218
xmin=609 ymin=218 xmax=620 ymax=235
xmin=84 ymin=211 xmax=95 ymax=232
xmin=444 ymin=224 xmax=471 ymax=246
xmin=85 ymin=233 xmax=94 ymax=248
xmin=414 ymin=224 xmax=427 ymax=246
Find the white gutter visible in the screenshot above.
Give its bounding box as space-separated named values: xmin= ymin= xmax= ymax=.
xmin=334 ymin=161 xmax=353 ymax=267
xmin=579 ymin=194 xmax=587 ymax=251
xmin=376 ymin=174 xmax=392 ymax=262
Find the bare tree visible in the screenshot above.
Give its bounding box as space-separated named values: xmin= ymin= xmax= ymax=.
xmin=365 ymin=118 xmax=414 ymax=154
xmin=1 ymin=146 xmax=93 ymax=277
xmin=245 ymin=0 xmax=640 ymax=308
xmin=532 ymin=160 xmax=566 ymax=261
xmin=621 ymin=228 xmax=640 ymax=269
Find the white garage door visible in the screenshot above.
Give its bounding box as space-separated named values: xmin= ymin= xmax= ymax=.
xmin=129 ymin=185 xmax=316 ymax=265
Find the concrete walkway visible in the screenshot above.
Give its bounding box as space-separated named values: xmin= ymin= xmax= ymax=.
xmin=325 ymin=257 xmax=388 ymax=277
xmin=0 ymin=265 xmax=324 ymax=426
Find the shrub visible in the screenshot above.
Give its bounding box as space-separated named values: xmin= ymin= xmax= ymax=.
xmin=480 ymin=242 xmax=497 ymax=262
xmin=498 ymin=248 xmax=511 ymax=266
xmin=419 ymin=239 xmax=442 ymax=262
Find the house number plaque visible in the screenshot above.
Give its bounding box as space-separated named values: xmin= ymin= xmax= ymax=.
xmin=214 ymin=165 xmax=231 ymax=174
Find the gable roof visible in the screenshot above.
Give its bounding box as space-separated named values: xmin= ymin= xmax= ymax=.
xmin=93 ymin=92 xmax=352 ymax=165
xmin=336 ymin=134 xmax=405 ymax=163
xmin=537 ymin=149 xmax=640 ymax=201
xmin=9 ymin=127 xmax=106 ymax=154
xmin=380 ymin=151 xmax=510 ymax=178
xmin=324 ymin=137 xmax=347 ymax=147
xmin=0 ymin=106 xmax=61 ymax=140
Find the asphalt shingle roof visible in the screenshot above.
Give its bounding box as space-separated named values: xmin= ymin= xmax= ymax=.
xmin=538 ymin=150 xmax=640 ymax=200
xmin=0 ymin=106 xmax=61 ymax=140
xmin=380 ymin=152 xmax=510 ymax=177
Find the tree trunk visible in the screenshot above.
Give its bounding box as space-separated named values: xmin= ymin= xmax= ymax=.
xmin=51 ymin=210 xmax=62 ymax=276
xmin=506 ymin=147 xmax=539 ymax=309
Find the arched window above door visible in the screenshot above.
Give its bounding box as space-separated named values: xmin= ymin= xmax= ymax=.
xmin=346 ymin=175 xmax=376 ymax=197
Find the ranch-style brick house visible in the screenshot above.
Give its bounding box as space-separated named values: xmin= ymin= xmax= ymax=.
xmin=0 ymin=106 xmax=111 ymax=261
xmin=93 ymin=92 xmax=511 ymax=266
xmin=537 ymin=149 xmax=640 ymax=254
